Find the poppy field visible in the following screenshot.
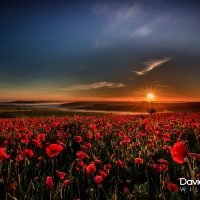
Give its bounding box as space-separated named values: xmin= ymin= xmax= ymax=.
xmin=0 ymin=112 xmax=200 ymax=200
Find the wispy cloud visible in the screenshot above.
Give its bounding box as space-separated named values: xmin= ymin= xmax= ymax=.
xmin=130 ymin=25 xmax=153 ymax=38
xmin=92 ymin=2 xmax=172 ymax=47
xmin=132 ymin=57 xmax=172 ymax=76
xmin=93 ymin=2 xmax=142 ymax=26
xmin=92 ymin=2 xmax=145 ymax=45
xmin=61 ymin=82 xmax=127 ymax=91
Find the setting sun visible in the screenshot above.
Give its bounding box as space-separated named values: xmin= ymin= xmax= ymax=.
xmin=147 ymin=93 xmax=155 ymax=101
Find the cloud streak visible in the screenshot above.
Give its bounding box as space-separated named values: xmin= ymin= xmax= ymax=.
xmin=130 ymin=25 xmax=153 ymax=38
xmin=93 ymin=2 xmax=142 ymax=25
xmin=61 ymin=82 xmax=127 ymax=91
xmin=132 ymin=57 xmax=172 ymax=75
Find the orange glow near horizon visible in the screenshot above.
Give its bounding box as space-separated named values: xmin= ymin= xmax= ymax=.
xmin=0 ymin=87 xmax=200 ymax=103
xmin=1 ymin=96 xmax=200 ymax=103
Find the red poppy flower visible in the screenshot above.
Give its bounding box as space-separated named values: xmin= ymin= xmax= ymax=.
xmin=145 ymin=125 xmax=151 ymax=131
xmin=85 ymin=142 xmax=92 ymax=148
xmin=76 ymin=151 xmax=90 ymax=160
xmin=106 ymin=122 xmax=112 ymax=128
xmin=37 ymin=134 xmax=46 ymax=141
xmin=87 ymin=132 xmax=93 ymax=139
xmin=86 ymin=163 xmax=96 ymax=174
xmin=63 ymin=180 xmax=71 ymax=186
xmin=74 ymin=136 xmax=83 ymax=143
xmin=95 ymin=132 xmax=102 ymax=140
xmin=170 ymin=141 xmax=187 ymax=164
xmin=191 ymin=122 xmax=198 ymax=129
xmin=119 ymin=131 xmax=125 ymax=137
xmin=158 ymin=159 xmax=169 ymax=172
xmin=134 ymin=158 xmax=144 ymax=164
xmin=46 ymin=144 xmax=63 ymax=158
xmin=90 ymin=124 xmax=97 ymax=130
xmin=94 ymin=175 xmax=103 ymax=185
xmin=116 ymin=160 xmax=124 ymax=168
xmin=150 ymin=159 xmax=169 ymax=173
xmin=78 ymin=161 xmax=86 ymax=168
xmin=24 ymin=149 xmax=34 ymax=157
xmin=104 ymin=163 xmax=112 ymax=170
xmin=99 ymin=170 xmax=107 ymax=178
xmin=167 ymin=183 xmax=179 ymax=192
xmin=45 ymin=176 xmax=53 ymax=190
xmin=80 ymin=145 xmax=86 ymax=150
xmin=56 ymin=170 xmax=66 ymax=180
xmin=94 ymin=157 xmax=102 ymax=165
xmin=163 ymin=133 xmax=170 ymax=142
xmin=16 ymin=154 xmax=23 ymax=162
xmin=120 ymin=137 xmax=131 ymax=146
xmin=0 ymin=147 xmax=10 ymax=162
xmin=37 ymin=156 xmax=43 ymax=161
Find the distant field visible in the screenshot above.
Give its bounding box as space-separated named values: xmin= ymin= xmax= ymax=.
xmin=0 ymin=101 xmax=200 ymax=118
xmin=0 ymin=106 xmax=105 ymax=118
xmin=61 ymin=101 xmax=200 ymax=113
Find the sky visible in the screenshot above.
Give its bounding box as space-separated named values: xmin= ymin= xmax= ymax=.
xmin=0 ymin=0 xmax=200 ymax=102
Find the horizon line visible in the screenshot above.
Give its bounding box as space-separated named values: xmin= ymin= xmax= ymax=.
xmin=1 ymin=99 xmax=200 ymax=104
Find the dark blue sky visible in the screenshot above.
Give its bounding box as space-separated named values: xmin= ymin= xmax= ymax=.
xmin=0 ymin=0 xmax=200 ymax=101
